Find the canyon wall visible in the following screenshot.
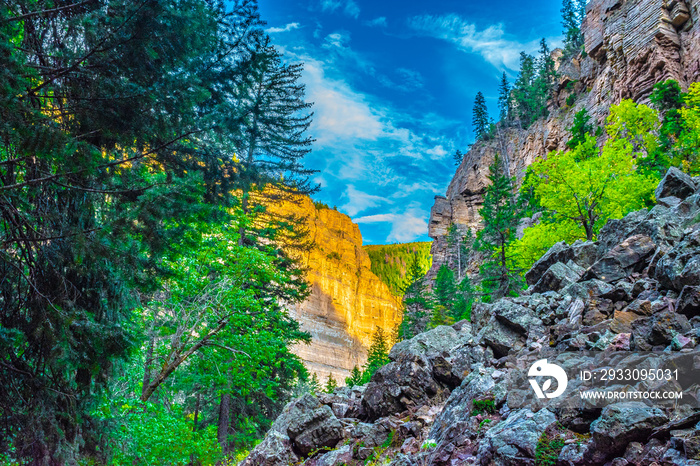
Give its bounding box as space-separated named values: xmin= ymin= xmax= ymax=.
xmin=428 ymin=0 xmax=700 ymax=280
xmin=275 ymin=197 xmax=403 ymax=384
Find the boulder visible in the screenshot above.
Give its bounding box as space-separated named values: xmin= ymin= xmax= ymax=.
xmin=655 ymin=226 xmax=700 ymax=291
xmin=532 ymin=262 xmax=584 ymax=293
xmin=655 ymin=167 xmax=697 ymax=200
xmin=586 ymin=402 xmax=668 ymax=464
xmin=526 ymin=240 xmax=597 ymax=286
xmin=477 ymin=408 xmax=557 ymax=465
xmin=287 ymin=395 xmax=344 ymax=457
xmin=562 ymin=279 xmax=615 ymax=300
xmin=677 ymin=285 xmax=700 ymax=318
xmin=583 ymin=235 xmax=656 ymax=283
xmin=361 ymin=325 xmax=473 ymax=420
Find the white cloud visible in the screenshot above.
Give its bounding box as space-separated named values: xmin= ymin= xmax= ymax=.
xmin=342 ymin=185 xmax=390 ymax=216
xmin=408 ymin=14 xmax=540 ymax=71
xmin=322 ymin=31 xmax=351 ymax=50
xmin=319 ymin=0 xmax=360 ymax=18
xmin=355 ymin=204 xmax=429 ymax=243
xmin=363 ymin=17 xmax=387 ymax=28
xmin=265 ymin=22 xmax=301 ymax=34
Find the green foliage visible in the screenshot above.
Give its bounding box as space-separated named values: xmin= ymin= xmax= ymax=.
xmin=498 ymin=73 xmax=511 ymax=122
xmin=325 ymin=373 xmax=338 ymax=393
xmin=454 ymin=149 xmax=465 ymax=167
xmin=345 ymin=366 xmax=364 ymax=388
xmin=566 ymin=109 xmax=595 ymax=149
xmin=327 ymin=251 xmax=342 ymax=261
xmin=313 ymin=200 xmax=331 ymax=210
xmin=364 ymin=242 xmax=432 ymax=297
xmin=475 ymin=153 xmax=524 ymax=300
xmin=511 ymin=40 xmax=557 ymax=128
xmin=512 ymin=99 xmax=661 ymax=271
xmin=310 ymin=373 xmax=322 ymax=393
xmin=535 ymin=431 xmax=566 ymax=466
xmin=676 ymin=82 xmax=700 ymax=174
xmin=101 ymin=400 xmax=221 ymax=466
xmin=471 ymin=398 xmax=496 ymax=416
xmin=0 ymin=0 xmax=317 ymax=461
xmin=362 ymin=327 xmax=391 ymax=384
xmin=561 ymin=0 xmax=587 ymax=58
xmin=473 ymin=91 xmax=490 ymax=140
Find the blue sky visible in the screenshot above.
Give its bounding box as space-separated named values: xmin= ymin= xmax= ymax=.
xmin=257 ymin=0 xmax=563 ymax=244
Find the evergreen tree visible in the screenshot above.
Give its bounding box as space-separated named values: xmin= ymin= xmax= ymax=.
xmin=475 ymin=153 xmax=524 ymax=300
xmin=454 ymin=149 xmax=465 ymax=167
xmin=473 ymin=92 xmax=490 ymax=140
xmin=362 ymin=327 xmax=391 ymax=383
xmin=398 ymin=254 xmax=431 ymax=340
xmin=512 ymin=53 xmax=537 ymax=127
xmin=536 ymin=38 xmax=557 ymax=101
xmin=310 ymin=373 xmax=322 ymax=393
xmin=345 ymin=366 xmax=364 ymax=388
xmin=498 ymin=72 xmax=511 ymax=123
xmin=567 ymin=109 xmax=596 ymax=149
xmin=325 ymin=373 xmax=338 ymax=393
xmin=562 ymin=0 xmax=586 ymax=58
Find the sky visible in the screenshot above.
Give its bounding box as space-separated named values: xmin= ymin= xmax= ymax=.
xmin=257 ymin=0 xmax=563 ymax=244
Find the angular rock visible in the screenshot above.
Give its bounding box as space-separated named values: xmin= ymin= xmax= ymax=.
xmin=477 ymin=408 xmax=557 ymax=465
xmin=526 ymin=241 xmax=597 ymax=286
xmin=656 ymin=167 xmax=697 ymax=200
xmin=533 ymin=262 xmax=585 ymax=293
xmin=655 ymin=226 xmax=700 ymax=291
xmin=287 ymin=395 xmax=344 ymax=457
xmin=562 ymin=279 xmax=615 ymax=300
xmin=678 ymin=286 xmax=700 ymax=318
xmin=583 ymin=235 xmax=656 ymax=283
xmin=586 ymin=402 xmax=668 ymax=464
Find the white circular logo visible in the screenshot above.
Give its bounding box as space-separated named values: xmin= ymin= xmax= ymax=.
xmin=528 ymin=359 xmax=568 ymax=399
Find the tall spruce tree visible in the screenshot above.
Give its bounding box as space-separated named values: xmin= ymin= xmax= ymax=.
xmin=362 ymin=326 xmax=391 ymax=383
xmin=562 ymin=0 xmax=586 ymax=58
xmin=498 ymin=72 xmax=511 ymax=123
xmin=475 ymin=153 xmax=523 ymax=300
xmin=473 ymin=92 xmax=490 ymax=140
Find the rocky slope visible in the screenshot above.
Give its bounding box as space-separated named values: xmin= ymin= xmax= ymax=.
xmin=273 ymin=196 xmax=403 ymax=383
xmin=243 ymin=169 xmax=700 ymax=466
xmin=428 ymin=0 xmax=700 ymax=280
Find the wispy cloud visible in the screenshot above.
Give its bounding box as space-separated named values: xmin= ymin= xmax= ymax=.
xmin=265 ymin=22 xmax=301 ymax=34
xmin=363 ymin=17 xmax=387 ymax=28
xmin=355 ymin=203 xmax=429 ymax=243
xmin=342 ymin=185 xmax=390 ymax=216
xmin=319 ymin=0 xmax=360 ymax=19
xmin=408 ymin=14 xmax=540 ymax=71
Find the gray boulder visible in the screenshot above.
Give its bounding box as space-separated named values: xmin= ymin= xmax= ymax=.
xmin=526 ymin=240 xmax=597 ymax=286
xmin=477 ymin=408 xmax=557 ymax=465
xmin=532 ymin=261 xmax=585 ymax=293
xmin=678 ymin=285 xmax=700 ymax=318
xmin=655 ymin=225 xmax=700 ymax=291
xmin=586 ymin=402 xmax=668 ymax=464
xmin=287 ymin=395 xmax=344 ymax=457
xmin=583 ymin=234 xmax=656 ymax=283
xmin=656 ymin=166 xmax=697 ymax=200
xmin=361 ymin=325 xmax=473 ymax=420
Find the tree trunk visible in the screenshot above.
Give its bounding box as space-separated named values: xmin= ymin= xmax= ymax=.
xmin=217 ymin=392 xmax=231 ymax=453
xmin=141 ymin=331 xmax=155 ymax=401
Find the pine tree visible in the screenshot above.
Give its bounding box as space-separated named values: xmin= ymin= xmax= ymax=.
xmin=567 ymin=109 xmax=596 ymax=149
xmin=475 ymin=153 xmax=524 ymax=300
xmin=362 ymin=327 xmax=391 ymax=383
xmin=562 ymin=0 xmax=586 ymax=58
xmin=454 ymin=149 xmax=465 ymax=167
xmin=536 ymin=38 xmax=557 ymax=102
xmin=398 ymin=254 xmax=431 ymax=340
xmin=473 ymin=92 xmax=490 ymax=140
xmin=310 ymin=373 xmax=322 ymax=393
xmin=345 ymin=366 xmax=364 ymax=387
xmin=498 ymin=72 xmax=511 ymax=123
xmin=325 ymin=373 xmax=338 ymax=393
xmin=512 ymin=53 xmax=537 ymax=127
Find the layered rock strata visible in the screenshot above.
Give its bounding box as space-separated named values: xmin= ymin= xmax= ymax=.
xmin=428 ymin=0 xmax=700 ymax=280
xmin=273 ymin=196 xmax=403 ymax=383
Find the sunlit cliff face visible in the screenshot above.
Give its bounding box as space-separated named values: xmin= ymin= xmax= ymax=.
xmin=268 ymin=195 xmax=403 ymax=383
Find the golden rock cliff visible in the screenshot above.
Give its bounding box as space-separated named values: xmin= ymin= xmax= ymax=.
xmin=273 ymin=196 xmax=403 ymax=384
